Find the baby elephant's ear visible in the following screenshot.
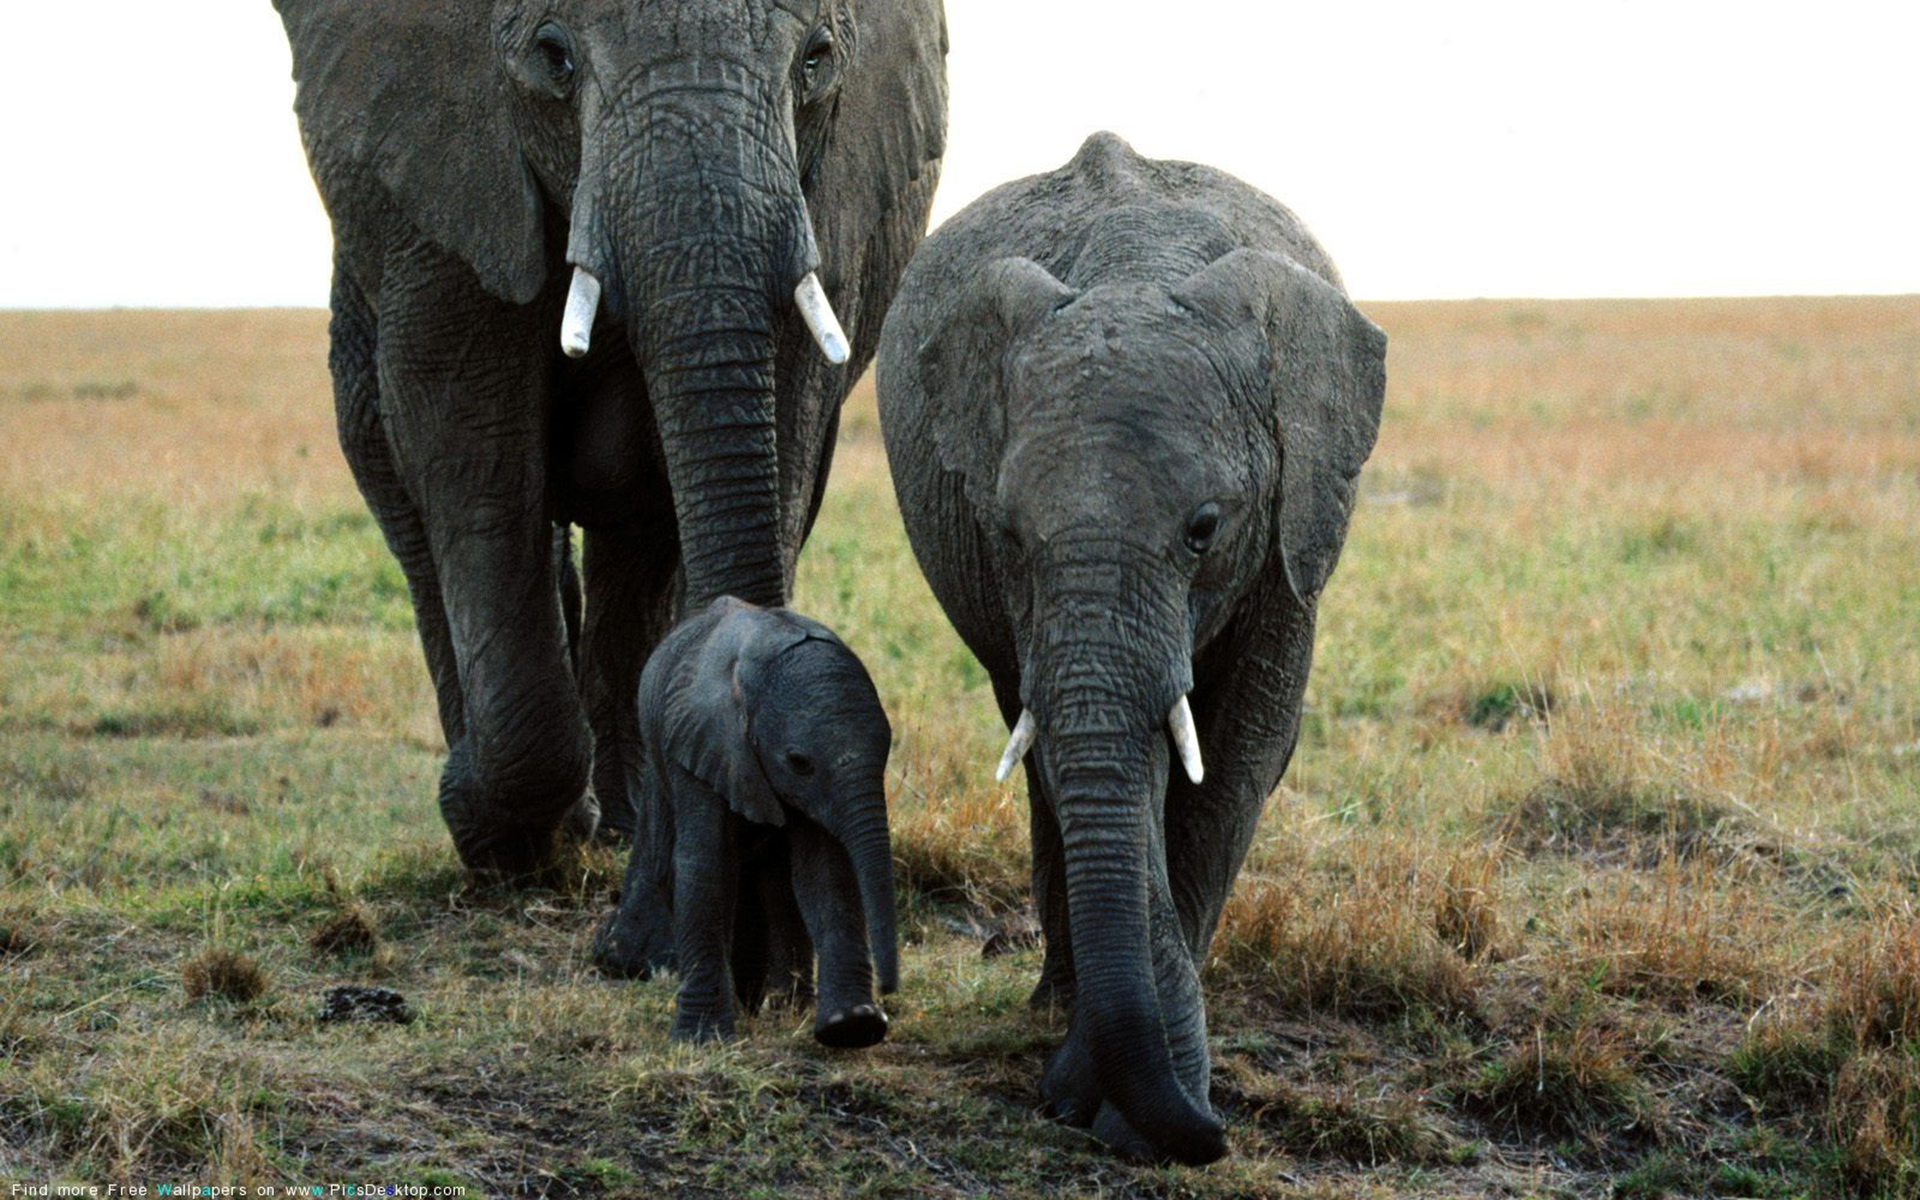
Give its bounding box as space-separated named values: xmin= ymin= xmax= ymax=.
xmin=1176 ymin=249 xmax=1387 ymax=604
xmin=917 ymin=258 xmax=1077 ymax=518
xmin=664 ymin=609 xmax=798 ymax=827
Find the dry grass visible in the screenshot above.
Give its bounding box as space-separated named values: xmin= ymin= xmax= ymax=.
xmin=1211 ymin=837 xmax=1481 ymax=1022
xmin=2 ymin=297 xmax=1916 ymax=1194
xmin=180 ymin=947 xmax=270 ymax=1005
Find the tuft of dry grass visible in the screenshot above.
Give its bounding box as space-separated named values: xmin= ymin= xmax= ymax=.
xmin=308 ymin=902 xmax=380 ymax=959
xmin=181 ymin=947 xmax=269 ymax=1005
xmin=1733 ymin=914 xmax=1920 ymax=1193
xmin=1499 ymin=706 xmax=1740 ymax=865
xmin=0 ymin=911 xmax=41 ymax=959
xmin=1460 ymin=1020 xmax=1652 ymax=1141
xmin=1212 ymin=842 xmax=1479 ymax=1022
xmin=1226 ymin=1070 xmax=1452 ymax=1166
xmin=1432 ymin=846 xmax=1505 ymax=962
xmin=889 ymin=771 xmax=1030 ymax=918
xmin=1557 ymin=859 xmax=1796 ymax=1007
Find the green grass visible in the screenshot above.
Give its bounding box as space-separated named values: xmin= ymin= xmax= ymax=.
xmin=3 ymin=300 xmax=1919 ymax=1194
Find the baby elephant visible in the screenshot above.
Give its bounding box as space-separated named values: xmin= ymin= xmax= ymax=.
xmin=623 ymin=597 xmax=898 ymax=1047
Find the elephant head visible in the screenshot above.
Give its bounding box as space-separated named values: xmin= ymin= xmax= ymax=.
xmin=658 ymin=601 xmax=899 ymax=996
xmin=277 ymin=0 xmax=947 ymax=607
xmin=917 ymin=251 xmax=1386 ymax=1162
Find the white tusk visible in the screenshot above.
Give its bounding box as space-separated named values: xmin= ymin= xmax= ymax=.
xmin=995 ymin=710 xmax=1038 ymax=783
xmin=561 ymin=266 xmax=602 ymax=359
xmin=1168 ymin=695 xmax=1205 ymax=784
xmin=794 ymin=272 xmax=851 ymax=365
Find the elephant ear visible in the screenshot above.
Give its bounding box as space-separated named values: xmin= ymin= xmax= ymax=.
xmin=805 ymin=0 xmax=948 ymax=354
xmin=917 ymin=257 xmax=1078 ymax=519
xmin=660 ymin=603 xmax=812 ymax=828
xmin=275 ymin=0 xmax=546 ymax=304
xmin=1175 ymin=249 xmax=1387 ymax=603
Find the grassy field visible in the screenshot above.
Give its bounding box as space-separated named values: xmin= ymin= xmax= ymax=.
xmin=2 ymin=297 xmax=1917 ymax=1197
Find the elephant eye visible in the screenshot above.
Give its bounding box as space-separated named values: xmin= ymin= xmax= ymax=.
xmin=801 ymin=29 xmax=835 ymax=88
xmin=1184 ymin=502 xmax=1223 ymax=554
xmin=533 ymin=23 xmax=577 ymax=92
xmin=785 ymin=751 xmax=816 ymax=776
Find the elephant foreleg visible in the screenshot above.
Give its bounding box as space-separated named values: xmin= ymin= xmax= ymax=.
xmin=788 ymin=819 xmax=884 ymax=1048
xmin=1165 ymin=593 xmax=1320 ymax=960
xmin=375 ymin=245 xmax=594 ymax=874
xmin=670 ymin=776 xmax=737 ymax=1042
xmin=580 ymin=523 xmax=680 ymax=839
xmin=330 ymin=263 xmax=466 ymax=749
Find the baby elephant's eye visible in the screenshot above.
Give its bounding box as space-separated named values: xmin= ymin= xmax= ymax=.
xmin=785 ymin=751 xmax=816 ymax=776
xmin=1185 ymin=502 xmax=1223 ymax=555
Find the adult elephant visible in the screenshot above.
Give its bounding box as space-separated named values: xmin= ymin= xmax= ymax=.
xmin=275 ymin=0 xmax=947 ymax=873
xmin=875 ymin=133 xmax=1387 ymax=1163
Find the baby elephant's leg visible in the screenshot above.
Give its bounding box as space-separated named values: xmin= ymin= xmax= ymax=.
xmin=787 ymin=820 xmax=886 ymax=1048
xmin=670 ymin=787 xmax=737 ymax=1042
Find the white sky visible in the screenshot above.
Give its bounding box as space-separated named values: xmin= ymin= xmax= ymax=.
xmin=2 ymin=1 xmax=1915 ymax=307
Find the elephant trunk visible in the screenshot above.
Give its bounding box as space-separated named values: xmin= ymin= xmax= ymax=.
xmin=568 ymin=66 xmax=840 ymax=608
xmin=1027 ymin=535 xmax=1224 ymax=1165
xmin=837 ymin=798 xmax=900 ymax=994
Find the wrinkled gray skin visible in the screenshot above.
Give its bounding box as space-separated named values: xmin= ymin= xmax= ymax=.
xmin=274 ymin=0 xmax=946 ymax=879
xmin=617 ymin=598 xmax=896 ymax=1047
xmin=875 ymin=133 xmax=1387 ymax=1164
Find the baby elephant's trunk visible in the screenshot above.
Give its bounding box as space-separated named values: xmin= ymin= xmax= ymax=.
xmin=842 ymin=800 xmax=899 ymax=994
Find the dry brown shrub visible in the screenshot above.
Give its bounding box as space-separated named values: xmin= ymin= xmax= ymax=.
xmin=1432 ymin=846 xmax=1505 ymax=962
xmin=1460 ymin=1020 xmax=1650 ymax=1140
xmin=1217 ymin=1058 xmax=1451 ymax=1165
xmin=1828 ymin=914 xmax=1920 ymax=1053
xmin=181 ymin=948 xmax=269 ymax=1004
xmin=1829 ymin=1050 xmax=1920 ymax=1197
xmin=1500 ymin=706 xmax=1737 ymax=864
xmin=1212 ymin=844 xmax=1478 ymax=1022
xmin=308 ymin=903 xmax=380 ymax=958
xmin=888 ymin=755 xmax=1029 ymax=915
xmin=1560 ymin=859 xmax=1790 ymax=1007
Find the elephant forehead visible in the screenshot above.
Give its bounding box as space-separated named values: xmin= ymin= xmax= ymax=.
xmin=1011 ymin=296 xmax=1235 ymax=418
xmin=572 ymin=0 xmax=817 ymax=58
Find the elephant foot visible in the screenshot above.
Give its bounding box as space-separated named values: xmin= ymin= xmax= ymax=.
xmin=1039 ymin=1027 xmax=1102 ymax=1127
xmin=453 ymin=823 xmax=564 ymax=879
xmin=444 ymin=794 xmax=596 ymax=880
xmin=814 ymin=1002 xmax=888 ymax=1049
xmin=1040 ymin=1026 xmax=1226 ymax=1163
xmin=591 ymin=903 xmax=676 ymax=980
xmin=1092 ymin=1102 xmax=1161 ymax=1162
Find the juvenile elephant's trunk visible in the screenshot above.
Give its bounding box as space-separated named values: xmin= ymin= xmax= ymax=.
xmin=568 ymin=64 xmax=838 ymax=608
xmin=839 ymin=797 xmax=900 ymax=994
xmin=1028 ymin=535 xmax=1224 ymax=1165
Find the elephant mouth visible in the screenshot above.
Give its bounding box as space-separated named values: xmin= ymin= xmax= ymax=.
xmin=995 ymin=694 xmax=1205 ymax=786
xmin=558 ymin=262 xmax=848 ymax=369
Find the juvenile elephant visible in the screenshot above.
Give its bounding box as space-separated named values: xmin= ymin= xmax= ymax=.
xmin=273 ymin=0 xmax=947 ymax=875
xmin=608 ymin=598 xmax=897 ymax=1047
xmin=874 ymin=133 xmax=1387 ymax=1163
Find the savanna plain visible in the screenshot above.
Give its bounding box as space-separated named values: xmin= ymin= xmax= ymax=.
xmin=2 ymin=297 xmax=1918 ymax=1197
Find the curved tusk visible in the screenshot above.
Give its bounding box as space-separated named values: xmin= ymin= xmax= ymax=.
xmin=995 ymin=710 xmax=1038 ymax=783
xmin=1168 ymin=695 xmax=1205 ymax=784
xmin=560 ymin=266 xmax=602 ymax=359
xmin=795 ymin=272 xmax=851 ymax=366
